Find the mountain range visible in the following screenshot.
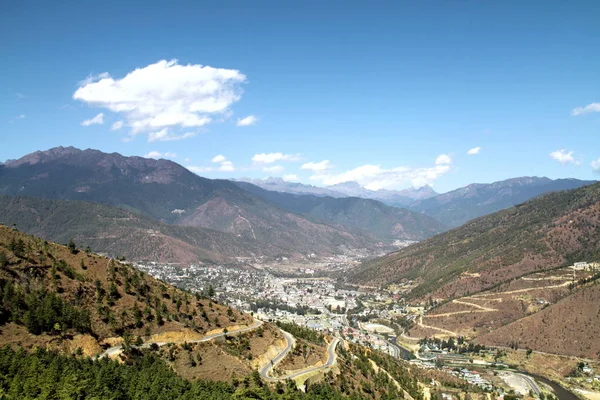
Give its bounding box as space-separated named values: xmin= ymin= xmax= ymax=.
xmin=408 ymin=176 xmax=596 ymax=228
xmin=241 ymin=176 xmax=595 ymax=228
xmin=0 ymin=147 xmax=594 ymax=265
xmin=240 ymin=177 xmax=438 ymax=207
xmin=234 ymin=181 xmax=444 ymax=240
xmin=0 ymin=147 xmax=442 ymax=262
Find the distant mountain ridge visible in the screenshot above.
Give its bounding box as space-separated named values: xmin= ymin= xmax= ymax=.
xmin=327 ymin=181 xmax=438 ymax=205
xmin=235 ymin=177 xmax=348 ymax=198
xmin=234 ymin=181 xmax=445 ymax=241
xmin=238 ymin=177 xmax=438 ymax=207
xmin=409 ymin=176 xmax=595 ymax=227
xmin=0 ymin=147 xmax=379 ymax=261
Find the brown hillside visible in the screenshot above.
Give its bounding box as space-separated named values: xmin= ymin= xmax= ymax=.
xmin=475 ymin=282 xmax=600 ymax=359
xmin=348 ymin=182 xmax=600 ymax=300
xmin=0 ymin=224 xmax=251 ymax=353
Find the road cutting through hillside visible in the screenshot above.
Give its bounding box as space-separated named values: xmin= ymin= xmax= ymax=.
xmin=425 ymin=299 xmax=499 ymax=318
xmin=96 ymin=319 xmax=264 ymax=360
xmin=521 ymin=275 xmax=572 ymax=281
xmin=469 ymin=279 xmax=572 ymax=297
xmin=259 ymin=334 xmax=341 ymax=382
xmin=417 ymin=279 xmax=574 ymax=337
xmin=417 ymin=314 xmax=458 ymax=337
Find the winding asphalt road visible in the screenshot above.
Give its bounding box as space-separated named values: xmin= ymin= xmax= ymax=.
xmin=260 ymin=333 xmax=341 ymax=382
xmin=96 ymin=319 xmax=264 ymax=360
xmin=520 ymin=373 xmax=542 ymax=397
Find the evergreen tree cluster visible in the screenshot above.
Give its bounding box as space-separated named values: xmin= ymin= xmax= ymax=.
xmin=0 ymin=279 xmax=91 ymax=334
xmin=275 ymin=321 xmax=324 ymax=345
xmin=0 ymin=347 xmax=357 ymax=400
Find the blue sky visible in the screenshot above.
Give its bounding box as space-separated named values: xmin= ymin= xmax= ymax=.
xmin=1 ymin=0 xmax=599 ymax=193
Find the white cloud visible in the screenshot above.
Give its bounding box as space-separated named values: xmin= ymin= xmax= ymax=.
xmin=590 ymin=159 xmax=600 ymax=173
xmin=236 ymin=115 xmax=257 ymax=126
xmin=435 ymin=154 xmax=452 ymax=165
xmin=263 ymin=165 xmax=285 ymax=174
xmin=16 ymin=92 xmax=26 ymax=100
xmin=252 ymin=152 xmax=301 ymax=164
xmin=572 ymin=102 xmax=600 ymax=116
xmin=283 ymin=174 xmax=299 ymax=182
xmin=111 ymin=120 xmax=124 ymax=131
xmin=219 ymin=161 xmax=235 ymax=172
xmin=73 ymin=59 xmax=246 ymax=141
xmin=193 ymin=154 xmax=235 ymax=172
xmin=307 ymin=155 xmax=453 ymax=190
xmin=312 ymin=164 xmax=452 ymax=190
xmin=79 ymin=72 xmax=111 ymax=86
xmin=81 ymin=113 xmax=104 ymax=126
xmin=301 ymin=160 xmax=334 ymax=172
xmin=147 ymin=129 xmax=197 ymax=142
xmin=144 ymin=151 xmax=177 ymax=159
xmin=17 ymin=114 xmax=25 ymax=119
xmin=550 ymin=149 xmax=580 ymax=165
xmin=467 ymin=147 xmax=481 ymax=155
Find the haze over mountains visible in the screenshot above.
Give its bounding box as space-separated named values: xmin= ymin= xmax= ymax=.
xmin=238 ymin=177 xmax=439 ymax=207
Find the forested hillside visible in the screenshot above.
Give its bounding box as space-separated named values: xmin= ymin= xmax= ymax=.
xmin=0 ymin=225 xmax=471 ymax=400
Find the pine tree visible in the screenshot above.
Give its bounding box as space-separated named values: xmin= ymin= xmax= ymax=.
xmin=0 ymin=251 xmax=8 ymax=268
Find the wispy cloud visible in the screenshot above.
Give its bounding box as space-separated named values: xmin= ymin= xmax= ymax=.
xmin=81 ymin=113 xmax=104 ymax=126
xmin=252 ymin=152 xmax=301 ymax=164
xmin=236 ymin=115 xmax=257 ymax=126
xmin=111 ymin=120 xmax=124 ymax=131
xmin=301 ymin=160 xmax=334 ymax=173
xmin=467 ymin=147 xmax=481 ymax=155
xmin=219 ymin=161 xmax=235 ymax=172
xmin=16 ymin=92 xmax=26 ymax=100
xmin=549 ymin=149 xmax=580 ymax=165
xmin=306 ymin=155 xmax=452 ymax=190
xmin=187 ymin=154 xmax=236 ymax=173
xmin=144 ymin=151 xmax=177 ymax=159
xmin=591 ymin=159 xmax=600 ymax=173
xmin=571 ymin=102 xmax=600 ymax=116
xmin=148 ymin=129 xmax=197 ymax=142
xmin=73 ymin=59 xmax=247 ymax=142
